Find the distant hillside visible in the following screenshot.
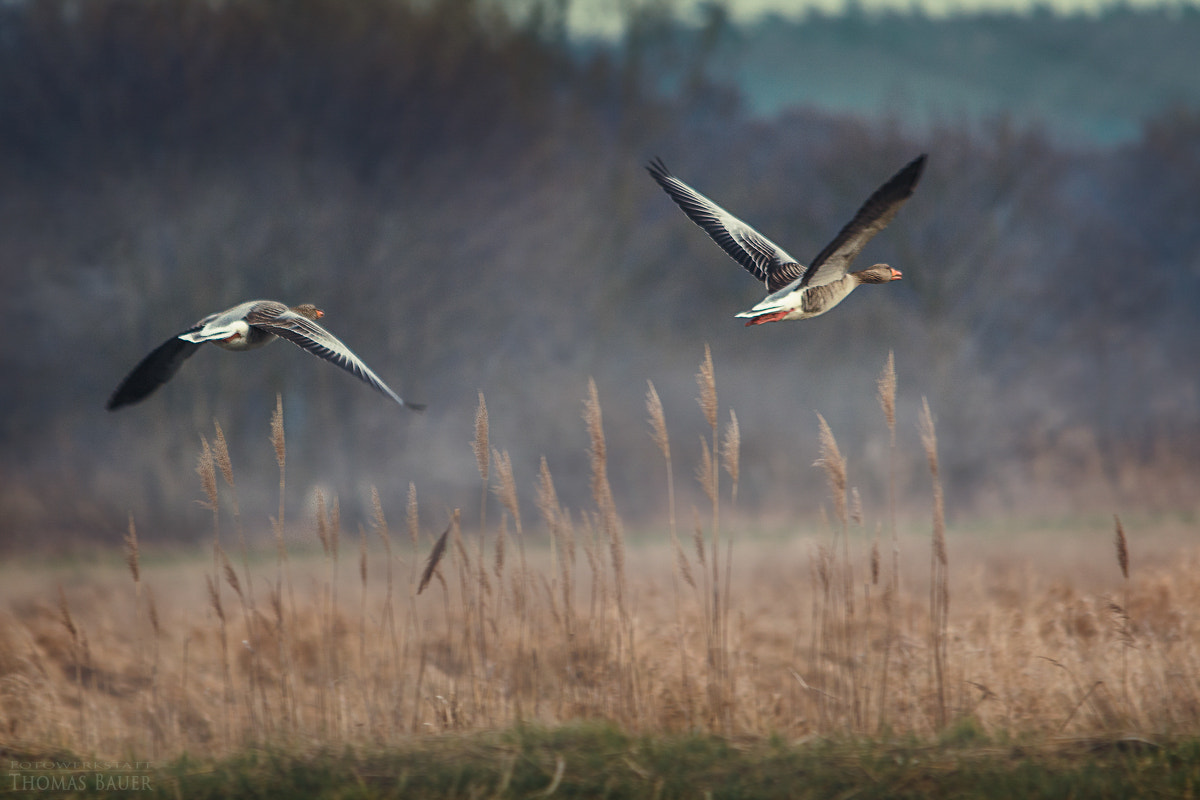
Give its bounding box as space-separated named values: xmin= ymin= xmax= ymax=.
xmin=634 ymin=5 xmax=1200 ymax=144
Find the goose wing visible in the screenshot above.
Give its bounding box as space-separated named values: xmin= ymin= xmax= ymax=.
xmin=798 ymin=154 xmax=927 ymax=289
xmin=647 ymin=158 xmax=802 ymax=291
xmin=247 ymin=305 xmax=424 ymax=411
xmin=107 ymin=332 xmax=203 ymax=410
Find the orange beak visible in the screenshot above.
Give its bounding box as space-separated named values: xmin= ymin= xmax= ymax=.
xmin=890 ymin=268 xmax=903 ymax=280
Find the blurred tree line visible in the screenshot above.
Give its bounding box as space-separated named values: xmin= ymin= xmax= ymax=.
xmin=1 ymin=0 xmax=1197 ymax=547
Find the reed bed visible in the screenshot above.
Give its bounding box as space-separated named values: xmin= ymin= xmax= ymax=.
xmin=1 ymin=353 xmax=1199 ymax=761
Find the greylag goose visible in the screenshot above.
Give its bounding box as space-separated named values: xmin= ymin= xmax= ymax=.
xmin=107 ymin=300 xmax=424 ymax=411
xmin=647 ymin=154 xmax=926 ymax=325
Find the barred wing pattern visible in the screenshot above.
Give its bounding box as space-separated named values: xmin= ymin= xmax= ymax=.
xmin=247 ymin=304 xmax=424 ymax=411
xmin=647 ymin=158 xmax=802 ymax=292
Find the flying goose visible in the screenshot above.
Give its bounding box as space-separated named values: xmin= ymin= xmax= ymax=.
xmin=107 ymin=300 xmax=424 ymax=411
xmin=647 ymin=154 xmax=926 ymax=325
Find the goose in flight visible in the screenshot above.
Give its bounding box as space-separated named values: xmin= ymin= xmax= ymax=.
xmin=647 ymin=154 xmax=926 ymax=325
xmin=107 ymin=300 xmax=424 ymax=411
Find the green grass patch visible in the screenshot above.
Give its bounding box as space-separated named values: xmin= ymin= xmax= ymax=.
xmin=16 ymin=724 xmax=1200 ymax=799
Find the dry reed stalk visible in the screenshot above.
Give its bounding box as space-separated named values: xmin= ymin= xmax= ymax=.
xmin=919 ymin=397 xmax=949 ymax=730
xmin=694 ymin=348 xmax=722 ymax=663
xmin=206 ymin=572 xmax=232 ymax=742
xmin=722 ymin=409 xmax=740 ymax=508
xmin=370 ymin=485 xmax=402 ymax=733
xmin=1113 ymin=513 xmax=1132 ymax=715
xmin=537 ymin=457 xmax=575 ymax=641
xmin=213 ymin=420 xmax=254 ymax=609
xmin=57 ymin=585 xmax=86 ymax=745
xmin=492 ymin=513 xmax=507 ymax=639
xmin=815 ymin=413 xmax=860 ymax=725
xmin=584 ymin=380 xmax=627 ymax=624
xmin=197 ymin=435 xmax=221 ymax=607
xmin=492 ymin=448 xmax=525 ymax=590
xmin=876 ymin=350 xmax=898 ymax=733
xmin=407 ymin=482 xmax=420 ymax=586
xmin=472 ymin=393 xmax=492 ymax=666
xmin=585 ymin=379 xmax=638 ymax=720
xmin=124 ymin=513 xmax=145 ymax=692
xmin=359 ymin=529 xmax=368 ymax=669
xmin=372 ymin=486 xmax=395 ymax=634
xmin=475 ymin=391 xmax=490 ymax=526
xmin=217 ymin=542 xmax=260 ymax=733
xmin=268 ymin=395 xmax=296 ymax=718
xmin=648 ymin=380 xmax=693 ymax=721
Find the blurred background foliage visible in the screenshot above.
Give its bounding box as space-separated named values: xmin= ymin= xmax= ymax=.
xmin=1 ymin=0 xmax=1198 ymax=547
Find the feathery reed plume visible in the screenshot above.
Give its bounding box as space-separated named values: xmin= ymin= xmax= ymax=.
xmin=493 ymin=449 xmax=521 ymax=530
xmin=722 ymin=409 xmax=740 ymax=506
xmin=494 ymin=514 xmax=507 ymax=579
xmin=474 ymin=392 xmax=490 ymax=482
xmin=219 ymin=546 xmax=243 ymax=603
xmin=877 ymin=350 xmax=896 ymax=436
xmin=212 ymin=421 xmax=237 ymax=511
xmin=124 ymin=514 xmax=140 ymax=594
xmin=492 ymin=447 xmax=527 ymax=633
xmin=407 ymin=482 xmax=420 ymax=574
xmin=196 ymin=435 xmax=219 ymax=513
xmin=814 ymin=414 xmax=847 ymax=530
xmin=696 ymin=343 xmax=718 ymax=432
xmin=535 ymin=456 xmax=561 ymax=534
xmin=146 ymin=585 xmax=160 ymax=639
xmin=316 ymin=490 xmax=331 ymax=558
xmin=674 ymin=532 xmax=696 ymax=591
xmin=646 ymin=381 xmax=670 ymax=461
xmin=1114 ymin=514 xmax=1129 ymax=580
xmin=919 ymin=396 xmax=948 ymax=729
xmin=418 ymin=521 xmax=452 ymax=595
xmin=870 ymin=537 xmax=880 ymax=587
xmin=850 ymin=487 xmax=863 ymax=528
xmin=270 ymin=393 xmax=286 ymax=470
xmin=697 ymin=436 xmax=716 ymax=504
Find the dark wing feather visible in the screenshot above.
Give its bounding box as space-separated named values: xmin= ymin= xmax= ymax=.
xmin=647 ymin=158 xmax=802 ymax=289
xmin=800 ymin=154 xmax=927 ymax=289
xmin=249 ymin=307 xmax=423 ymax=411
xmin=107 ymin=332 xmax=203 ymax=410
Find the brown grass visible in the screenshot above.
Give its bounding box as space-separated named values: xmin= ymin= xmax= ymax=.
xmin=1 ymin=353 xmax=1199 ymax=760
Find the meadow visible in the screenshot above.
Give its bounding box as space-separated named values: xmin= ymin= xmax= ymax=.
xmin=2 ymin=350 xmax=1197 ymax=798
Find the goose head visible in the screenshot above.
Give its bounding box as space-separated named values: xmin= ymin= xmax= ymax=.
xmin=291 ymin=303 xmax=325 ymax=320
xmin=854 ymin=265 xmax=903 ymax=284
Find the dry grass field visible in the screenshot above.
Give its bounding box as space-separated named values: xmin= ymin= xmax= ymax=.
xmin=2 ymin=351 xmax=1198 ymax=767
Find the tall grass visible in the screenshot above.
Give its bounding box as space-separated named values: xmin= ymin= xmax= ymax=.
xmin=1 ymin=352 xmax=1196 ymax=760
